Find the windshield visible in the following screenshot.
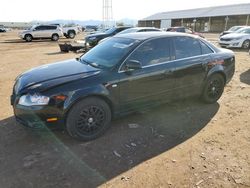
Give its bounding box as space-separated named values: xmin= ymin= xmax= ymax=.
xmin=27 ymin=25 xmax=36 ymax=30
xmin=228 ymin=26 xmax=243 ymax=32
xmin=236 ymin=28 xmax=250 ymax=34
xmin=118 ymin=28 xmax=139 ymax=35
xmin=80 ymin=37 xmax=140 ymax=68
xmin=105 ymin=27 xmax=117 ymax=34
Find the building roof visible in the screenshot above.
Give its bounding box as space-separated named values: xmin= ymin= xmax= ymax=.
xmin=142 ymin=3 xmax=250 ymax=21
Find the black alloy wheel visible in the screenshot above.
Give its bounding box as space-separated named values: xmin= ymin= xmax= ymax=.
xmin=66 ymin=97 xmax=111 ymax=141
xmin=202 ymin=74 xmax=225 ymax=103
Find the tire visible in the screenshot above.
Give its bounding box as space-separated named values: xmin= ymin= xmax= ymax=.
xmin=51 ymin=34 xmax=59 ymax=41
xmin=242 ymin=40 xmax=250 ymax=49
xmin=68 ymin=31 xmax=76 ymax=39
xmin=201 ymin=74 xmax=225 ymax=104
xmin=66 ymin=97 xmax=111 ymax=141
xmin=64 ymin=33 xmax=69 ymax=38
xmin=24 ymin=34 xmax=32 ymax=42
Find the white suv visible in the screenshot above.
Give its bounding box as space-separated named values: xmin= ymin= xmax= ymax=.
xmin=19 ymin=25 xmax=63 ymax=42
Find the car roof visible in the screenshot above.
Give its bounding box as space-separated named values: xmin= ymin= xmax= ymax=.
xmin=114 ymin=31 xmax=198 ymax=41
xmin=129 ymin=27 xmax=160 ymax=30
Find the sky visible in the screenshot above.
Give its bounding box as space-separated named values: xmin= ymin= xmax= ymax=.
xmin=1 ymin=0 xmax=250 ymax=22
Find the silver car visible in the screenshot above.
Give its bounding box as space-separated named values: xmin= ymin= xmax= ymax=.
xmin=19 ymin=25 xmax=63 ymax=42
xmin=219 ymin=27 xmax=250 ymax=49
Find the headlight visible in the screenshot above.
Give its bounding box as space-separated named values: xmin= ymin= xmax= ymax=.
xmin=89 ymin=37 xmax=97 ymax=40
xmin=18 ymin=93 xmax=50 ymax=106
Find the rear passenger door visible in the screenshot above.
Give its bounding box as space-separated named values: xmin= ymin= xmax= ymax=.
xmin=173 ymin=36 xmax=213 ymax=98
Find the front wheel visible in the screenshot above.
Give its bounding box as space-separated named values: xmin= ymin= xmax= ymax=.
xmin=201 ymin=74 xmax=225 ymax=104
xmin=51 ymin=34 xmax=59 ymax=41
xmin=242 ymin=40 xmax=250 ymax=49
xmin=66 ymin=97 xmax=111 ymax=141
xmin=25 ymin=34 xmax=32 ymax=42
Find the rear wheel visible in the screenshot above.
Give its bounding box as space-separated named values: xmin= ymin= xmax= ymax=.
xmin=66 ymin=97 xmax=111 ymax=141
xmin=242 ymin=40 xmax=250 ymax=49
xmin=51 ymin=34 xmax=59 ymax=41
xmin=201 ymin=74 xmax=225 ymax=103
xmin=68 ymin=31 xmax=76 ymax=39
xmin=25 ymin=34 xmax=32 ymax=42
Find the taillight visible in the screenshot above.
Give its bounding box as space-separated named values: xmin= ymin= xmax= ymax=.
xmin=208 ymin=60 xmax=224 ymax=67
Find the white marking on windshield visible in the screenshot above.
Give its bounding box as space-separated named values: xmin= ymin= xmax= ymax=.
xmin=113 ymin=42 xmax=134 ymax=49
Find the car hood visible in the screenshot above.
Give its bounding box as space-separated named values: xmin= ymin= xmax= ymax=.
xmin=14 ymin=59 xmax=100 ymax=93
xmin=221 ymin=33 xmax=248 ymax=39
xmin=20 ymin=30 xmax=32 ymax=34
xmin=86 ymin=32 xmax=107 ymax=38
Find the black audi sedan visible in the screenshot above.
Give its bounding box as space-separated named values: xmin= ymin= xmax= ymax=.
xmin=11 ymin=32 xmax=235 ymax=141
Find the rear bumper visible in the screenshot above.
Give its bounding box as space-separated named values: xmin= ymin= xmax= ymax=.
xmin=225 ymin=62 xmax=235 ymax=84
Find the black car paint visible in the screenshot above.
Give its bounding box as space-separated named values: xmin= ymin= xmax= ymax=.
xmin=11 ymin=32 xmax=235 ymax=129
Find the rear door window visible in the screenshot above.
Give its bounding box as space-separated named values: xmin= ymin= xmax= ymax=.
xmin=200 ymin=41 xmax=214 ymax=54
xmin=174 ymin=37 xmax=202 ymax=59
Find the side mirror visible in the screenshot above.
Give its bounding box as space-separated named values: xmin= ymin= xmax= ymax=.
xmin=125 ymin=60 xmax=142 ymax=71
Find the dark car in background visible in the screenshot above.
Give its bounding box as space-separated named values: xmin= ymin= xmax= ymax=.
xmin=98 ymin=27 xmax=162 ymax=44
xmin=11 ymin=32 xmax=235 ymax=141
xmin=219 ymin=25 xmax=247 ymax=37
xmin=0 ymin=28 xmax=6 ymax=32
xmin=85 ymin=26 xmax=132 ymax=47
xmin=118 ymin=27 xmax=162 ymax=34
xmin=166 ymin=26 xmax=204 ymax=38
xmin=0 ymin=25 xmax=7 ymax=32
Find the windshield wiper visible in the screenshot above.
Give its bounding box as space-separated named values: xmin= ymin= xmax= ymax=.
xmin=80 ymin=58 xmax=101 ymax=68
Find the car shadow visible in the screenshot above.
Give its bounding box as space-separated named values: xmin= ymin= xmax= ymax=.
xmin=240 ymin=69 xmax=250 ymax=85
xmin=229 ymin=48 xmax=249 ymax=52
xmin=0 ymin=99 xmax=219 ymax=188
xmin=1 ymin=39 xmax=74 ymax=44
xmin=46 ymin=52 xmax=67 ymax=55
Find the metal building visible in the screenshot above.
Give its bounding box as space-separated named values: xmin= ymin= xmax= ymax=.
xmin=138 ymin=3 xmax=250 ymax=32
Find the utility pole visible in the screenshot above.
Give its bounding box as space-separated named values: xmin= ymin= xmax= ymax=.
xmin=102 ymin=0 xmax=114 ymax=28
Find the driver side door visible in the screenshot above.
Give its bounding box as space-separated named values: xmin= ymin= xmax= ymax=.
xmin=118 ymin=37 xmax=176 ymax=113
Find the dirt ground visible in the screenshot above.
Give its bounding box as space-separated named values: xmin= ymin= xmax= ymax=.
xmin=0 ymin=31 xmax=249 ymax=188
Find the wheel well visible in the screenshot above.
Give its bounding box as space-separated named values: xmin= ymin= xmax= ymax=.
xmin=208 ymin=72 xmax=226 ymax=85
xmin=64 ymin=95 xmax=114 ymax=122
xmin=25 ymin=33 xmax=32 ymax=37
xmin=52 ymin=33 xmax=59 ymax=36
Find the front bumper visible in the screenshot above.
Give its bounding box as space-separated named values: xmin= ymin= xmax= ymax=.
xmin=18 ymin=34 xmax=24 ymax=39
xmin=219 ymin=39 xmax=242 ymax=48
xmin=13 ymin=101 xmax=64 ymax=129
xmin=85 ymin=38 xmax=98 ymax=47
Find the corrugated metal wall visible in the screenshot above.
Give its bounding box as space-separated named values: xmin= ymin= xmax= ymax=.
xmin=138 ymin=15 xmax=250 ymax=32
